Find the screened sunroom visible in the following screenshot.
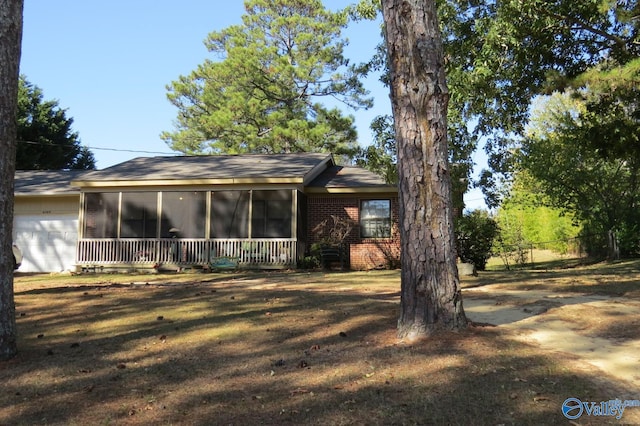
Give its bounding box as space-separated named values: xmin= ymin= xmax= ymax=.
xmin=77 ymin=188 xmax=306 ymax=269
xmin=71 ymin=152 xmax=397 ymax=272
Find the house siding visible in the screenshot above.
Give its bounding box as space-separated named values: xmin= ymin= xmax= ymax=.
xmin=307 ymin=194 xmax=400 ymax=270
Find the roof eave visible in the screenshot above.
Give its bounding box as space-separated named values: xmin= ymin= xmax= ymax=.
xmin=14 ymin=192 xmax=80 ymax=197
xmin=71 ymin=177 xmax=305 ymax=188
xmin=305 ymin=186 xmax=398 ymax=194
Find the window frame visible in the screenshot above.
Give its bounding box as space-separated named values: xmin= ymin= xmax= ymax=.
xmin=360 ymin=199 xmax=391 ymax=239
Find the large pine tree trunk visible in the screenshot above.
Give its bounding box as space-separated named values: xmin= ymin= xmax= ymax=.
xmin=382 ymin=0 xmax=467 ymax=340
xmin=0 ymin=0 xmax=24 ymax=360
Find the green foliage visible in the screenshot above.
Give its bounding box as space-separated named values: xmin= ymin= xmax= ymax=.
xmin=298 ymin=255 xmax=320 ymax=270
xmin=354 ymin=115 xmax=397 ymax=184
xmin=494 ymin=220 xmax=530 ymax=270
xmin=497 ymin=171 xmax=581 ymax=254
xmin=354 ymin=1 xmax=639 ymax=206
xmin=163 ymin=0 xmax=371 ymax=157
xmin=494 ymin=171 xmax=582 ymax=268
xmin=16 ymin=76 xmax=95 ymax=170
xmin=573 ymin=59 xmax=640 ymax=160
xmin=518 ymin=85 xmax=640 ymax=257
xmin=441 ymin=0 xmax=639 ymax=204
xmin=455 ymin=209 xmax=498 ymax=270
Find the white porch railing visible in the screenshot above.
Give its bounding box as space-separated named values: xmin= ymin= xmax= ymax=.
xmin=76 ymin=238 xmax=300 ymax=269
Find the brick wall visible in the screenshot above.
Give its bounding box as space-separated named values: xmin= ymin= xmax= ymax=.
xmin=307 ymin=195 xmax=400 ymax=270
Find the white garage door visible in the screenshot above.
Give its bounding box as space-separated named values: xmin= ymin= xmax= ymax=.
xmin=14 ymin=215 xmax=78 ymax=273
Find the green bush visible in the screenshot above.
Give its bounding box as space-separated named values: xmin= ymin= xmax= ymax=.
xmin=299 ymin=255 xmax=320 ymax=270
xmin=455 ymin=210 xmax=498 ymax=271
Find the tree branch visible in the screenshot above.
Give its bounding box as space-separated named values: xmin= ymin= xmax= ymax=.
xmin=533 ymin=4 xmax=631 ymax=53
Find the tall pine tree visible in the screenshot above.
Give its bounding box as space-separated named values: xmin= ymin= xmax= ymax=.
xmin=163 ymin=0 xmax=371 ymax=158
xmin=382 ymin=0 xmax=467 ymax=339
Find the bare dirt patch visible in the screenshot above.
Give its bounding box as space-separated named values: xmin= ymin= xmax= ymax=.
xmin=2 ymin=267 xmax=640 ymax=425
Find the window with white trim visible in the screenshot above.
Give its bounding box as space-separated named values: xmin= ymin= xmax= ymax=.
xmin=360 ymin=199 xmax=391 ymax=238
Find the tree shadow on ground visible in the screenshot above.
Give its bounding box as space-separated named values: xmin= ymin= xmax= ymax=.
xmin=2 ymin=272 xmax=638 ymax=425
xmin=463 ymin=259 xmax=640 ymax=297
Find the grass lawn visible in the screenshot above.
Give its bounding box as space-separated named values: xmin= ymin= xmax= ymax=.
xmin=2 ymin=265 xmax=639 ymax=425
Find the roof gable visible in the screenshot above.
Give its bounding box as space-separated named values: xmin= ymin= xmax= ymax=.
xmin=307 ymin=166 xmax=397 ymax=194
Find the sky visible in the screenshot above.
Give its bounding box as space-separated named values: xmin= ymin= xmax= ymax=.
xmin=20 ymin=0 xmax=486 ymax=210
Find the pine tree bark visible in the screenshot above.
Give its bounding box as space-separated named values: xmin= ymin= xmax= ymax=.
xmin=381 ymin=0 xmax=467 ymax=340
xmin=0 ymin=0 xmax=24 ymax=360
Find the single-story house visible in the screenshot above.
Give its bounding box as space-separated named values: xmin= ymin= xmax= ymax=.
xmin=14 ymin=153 xmax=399 ymax=272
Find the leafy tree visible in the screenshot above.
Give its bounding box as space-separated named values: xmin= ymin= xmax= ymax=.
xmin=354 ymin=115 xmax=397 ymax=184
xmin=573 ymin=58 xmax=640 ymax=160
xmin=0 ymin=0 xmax=23 ymax=360
xmin=496 ymin=171 xmax=581 ymax=255
xmin=163 ymin=0 xmax=371 ymax=158
xmin=455 ymin=210 xmax=498 ymax=271
xmin=16 ymin=76 xmax=95 ymax=170
xmin=356 ymin=0 xmax=640 ymax=206
xmin=519 ymin=87 xmax=640 ymax=258
xmin=382 ymin=0 xmax=467 ymax=340
xmin=441 ymin=0 xmax=639 ymax=202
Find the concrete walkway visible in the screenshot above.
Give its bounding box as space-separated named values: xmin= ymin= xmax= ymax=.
xmin=463 ymin=286 xmax=640 ymax=390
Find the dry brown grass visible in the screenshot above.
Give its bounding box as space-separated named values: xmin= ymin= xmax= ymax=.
xmin=2 ymin=267 xmax=639 ymax=425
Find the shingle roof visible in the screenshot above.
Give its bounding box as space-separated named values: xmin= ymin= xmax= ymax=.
xmin=308 ymin=166 xmax=397 ymax=192
xmin=12 ymin=154 xmax=392 ymax=194
xmin=73 ymin=153 xmax=333 ymax=184
xmin=14 ymin=170 xmax=85 ymax=195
